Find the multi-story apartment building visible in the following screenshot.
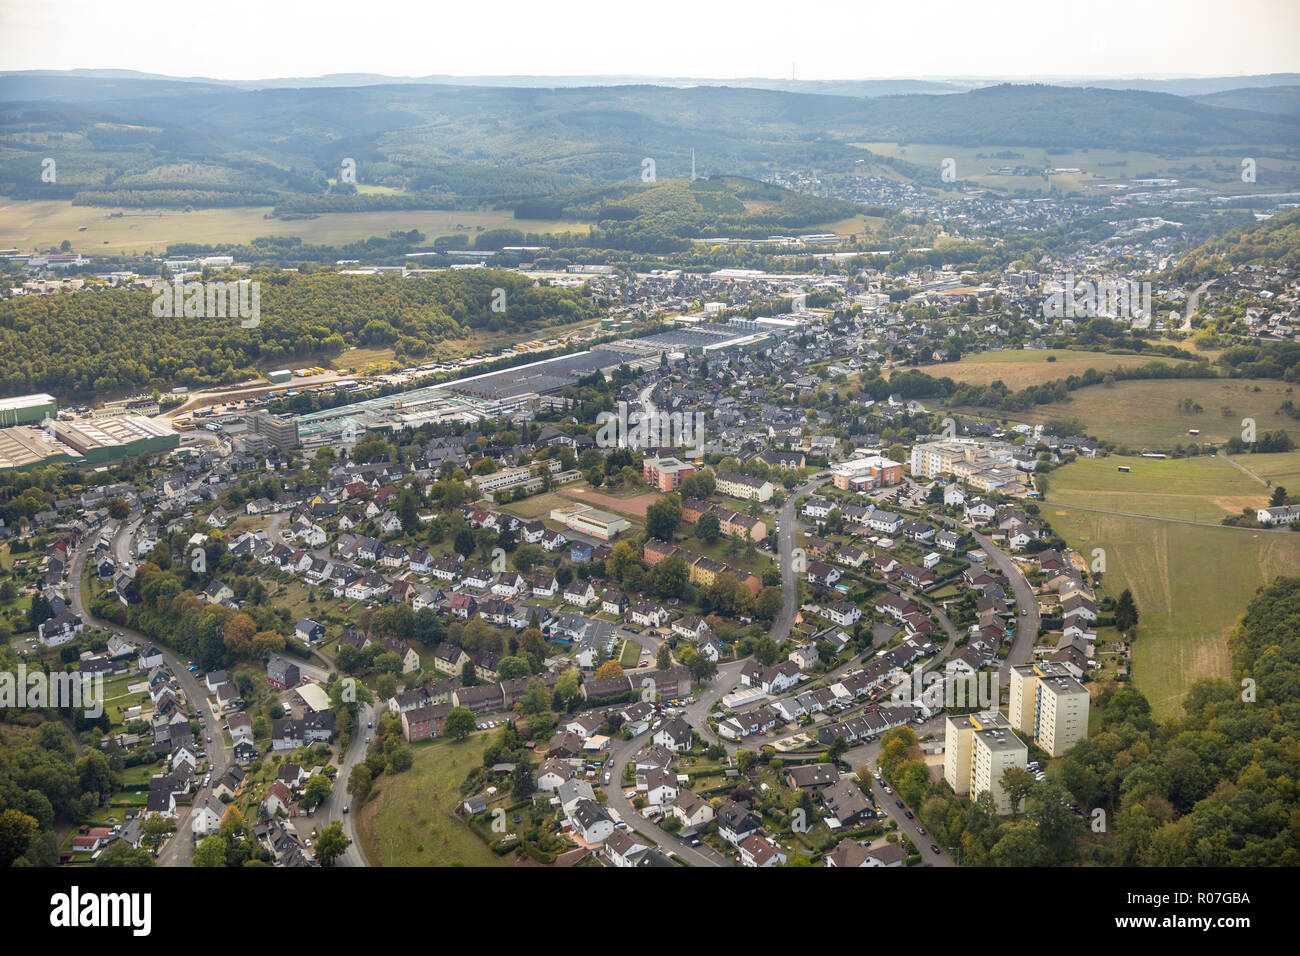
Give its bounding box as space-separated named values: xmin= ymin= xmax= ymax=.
xmin=910 ymin=439 xmax=1029 ymax=495
xmin=715 ymin=470 xmax=773 ymax=502
xmin=642 ymin=456 xmax=697 ymax=491
xmin=1009 ymin=662 xmax=1090 ymax=757
xmin=943 ymin=710 xmax=1028 ymax=814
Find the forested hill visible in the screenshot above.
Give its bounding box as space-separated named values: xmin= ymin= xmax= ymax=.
xmin=0 ymin=269 xmax=599 ymax=399
xmin=1165 ymin=206 xmax=1300 ymax=284
xmin=1 ymin=77 xmax=1295 ymax=207
xmin=1056 ymin=576 xmax=1300 ymax=866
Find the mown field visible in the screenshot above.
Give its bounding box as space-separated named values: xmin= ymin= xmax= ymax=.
xmin=1230 ymin=450 xmax=1300 ymax=491
xmin=0 ymin=198 xmax=587 ymax=254
xmin=929 ymin=349 xmax=1195 ymax=389
xmin=358 ymin=731 xmax=508 ymax=867
xmin=1043 ymin=507 xmax=1300 ymax=719
xmin=949 ymin=377 xmax=1300 ymax=449
xmin=1047 ymin=454 xmax=1267 ymax=522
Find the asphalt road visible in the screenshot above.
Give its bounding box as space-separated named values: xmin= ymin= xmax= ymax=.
xmin=773 ymin=475 xmax=827 ymax=644
xmin=601 ymin=727 xmax=734 ymax=867
xmin=68 ymin=535 xmax=230 ymax=866
xmin=1181 ymin=278 xmax=1215 ymax=332
xmin=308 ymin=700 xmax=372 ymax=866
xmin=842 ymin=729 xmax=956 ymax=867
xmin=964 ymin=528 xmax=1040 ymax=682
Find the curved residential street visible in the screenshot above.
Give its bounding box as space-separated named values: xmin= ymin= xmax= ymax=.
xmin=68 ymin=535 xmax=230 ymax=867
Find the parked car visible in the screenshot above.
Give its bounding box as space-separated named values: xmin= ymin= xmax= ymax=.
xmin=930 ymin=844 xmax=941 ymax=855
xmin=895 ymin=800 xmax=904 ymax=808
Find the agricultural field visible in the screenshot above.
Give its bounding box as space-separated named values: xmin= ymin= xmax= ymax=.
xmin=929 ymin=349 xmax=1196 ymax=389
xmin=949 ymin=377 xmax=1300 ymax=449
xmin=0 ymin=198 xmax=587 ymax=255
xmin=1047 ymin=454 xmax=1268 ymax=522
xmin=1229 ymin=450 xmax=1300 ymax=491
xmin=358 ymin=730 xmax=508 ymax=868
xmin=1042 ymin=507 xmax=1300 ymax=719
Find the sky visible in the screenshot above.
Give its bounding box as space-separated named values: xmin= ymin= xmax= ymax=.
xmin=1 ymin=0 xmax=1298 ymax=81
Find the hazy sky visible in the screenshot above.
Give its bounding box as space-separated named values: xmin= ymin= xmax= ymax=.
xmin=2 ymin=0 xmax=1298 ymax=81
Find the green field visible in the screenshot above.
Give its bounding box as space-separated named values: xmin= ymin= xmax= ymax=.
xmin=358 ymin=731 xmax=509 ymax=867
xmin=930 ymin=349 xmax=1195 ymax=390
xmin=1230 ymin=450 xmax=1300 ymax=491
xmin=1043 ymin=508 xmax=1300 ymax=719
xmin=949 ymin=377 xmax=1300 ymax=449
xmin=1048 ymin=454 xmax=1267 ymax=522
xmin=0 ymin=198 xmax=588 ymax=255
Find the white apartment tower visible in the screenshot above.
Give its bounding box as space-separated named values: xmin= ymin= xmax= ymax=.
xmin=943 ymin=711 xmax=1028 ymax=815
xmin=1009 ymin=662 xmax=1090 ymax=757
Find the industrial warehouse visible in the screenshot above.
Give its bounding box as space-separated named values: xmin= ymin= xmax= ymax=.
xmin=0 ymin=393 xmax=179 ymax=471
xmin=296 ymin=324 xmax=761 ymax=450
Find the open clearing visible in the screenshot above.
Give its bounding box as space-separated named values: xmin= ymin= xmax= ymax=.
xmin=0 ymin=197 xmax=586 ymax=254
xmin=930 ymin=349 xmax=1196 ymax=389
xmin=948 ymin=377 xmax=1300 ymax=449
xmin=1048 ymin=454 xmax=1267 ymax=522
xmin=358 ymin=731 xmax=507 ymax=867
xmin=1044 ymin=508 xmax=1300 ymax=719
xmin=560 ymin=485 xmax=658 ymax=519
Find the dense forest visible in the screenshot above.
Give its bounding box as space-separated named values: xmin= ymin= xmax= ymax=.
xmin=0 ymin=269 xmax=600 ymax=399
xmin=1167 ymin=207 xmax=1300 ymax=283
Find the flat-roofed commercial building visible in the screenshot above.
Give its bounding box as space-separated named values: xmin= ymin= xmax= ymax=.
xmin=472 ymin=458 xmax=561 ymax=495
xmin=0 ymin=393 xmax=57 ymax=428
xmin=1009 ymin=662 xmax=1089 ymax=757
xmin=249 ymin=411 xmax=300 ymax=450
xmin=548 ymin=503 xmax=630 ymax=541
xmin=0 ymin=425 xmax=77 ymax=472
xmin=831 ymin=455 xmax=903 ymax=491
xmin=53 ymin=415 xmax=179 ymax=464
xmin=943 ymin=710 xmax=1027 ymax=815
